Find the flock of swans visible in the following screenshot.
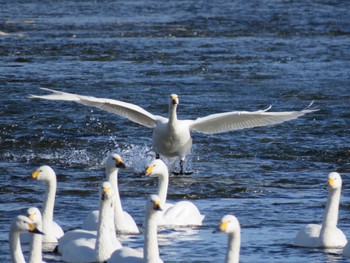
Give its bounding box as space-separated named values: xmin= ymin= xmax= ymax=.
xmin=9 ymin=90 xmax=348 ymax=262
xmin=10 ymin=153 xmax=349 ymax=263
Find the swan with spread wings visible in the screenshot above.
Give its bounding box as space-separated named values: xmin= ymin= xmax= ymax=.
xmin=30 ymin=88 xmax=317 ymax=174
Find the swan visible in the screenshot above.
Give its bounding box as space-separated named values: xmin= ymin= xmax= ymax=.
xmin=214 ymin=214 xmax=241 ymax=263
xmin=293 ymin=172 xmax=347 ymax=248
xmin=29 ymin=88 xmax=317 ymax=174
xmin=9 ymin=214 xmax=43 ymax=263
xmin=27 ymin=207 xmax=43 ymax=263
xmin=144 ymin=159 xmax=205 ymax=226
xmin=31 ymin=165 xmax=64 ymax=251
xmin=108 ymin=194 xmax=164 ymax=263
xmin=82 ymin=153 xmax=140 ymax=235
xmin=60 ymin=181 xmax=122 ymax=263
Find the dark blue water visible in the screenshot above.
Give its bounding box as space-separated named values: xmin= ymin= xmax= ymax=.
xmin=1 ymin=1 xmax=349 ymax=262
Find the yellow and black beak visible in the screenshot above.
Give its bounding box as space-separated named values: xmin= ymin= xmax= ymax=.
xmin=171 ymin=94 xmax=179 ymax=105
xmin=115 ymin=156 xmax=127 ymax=169
xmin=101 ymin=186 xmax=111 ymax=201
xmin=328 ymin=178 xmax=335 ymax=187
xmin=152 ymin=200 xmax=162 ymax=211
xmin=145 ymin=165 xmax=154 ymax=176
xmin=213 ymin=221 xmax=228 ymax=233
xmin=29 ymin=223 xmax=44 ymax=235
xmin=32 ymin=170 xmax=40 ymax=180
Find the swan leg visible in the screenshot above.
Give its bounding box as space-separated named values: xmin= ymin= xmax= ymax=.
xmin=173 ymin=160 xmax=193 ymax=175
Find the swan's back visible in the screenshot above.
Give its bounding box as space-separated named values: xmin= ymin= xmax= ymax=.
xmin=293 ymin=223 xmax=321 ymax=247
xmin=163 ymin=201 xmax=204 ymax=226
xmin=108 ymin=247 xmax=143 ymax=263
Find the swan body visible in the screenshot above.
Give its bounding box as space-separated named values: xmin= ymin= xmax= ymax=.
xmin=9 ymin=215 xmax=43 ymax=263
xmin=31 ymin=165 xmax=64 ymax=251
xmin=61 ymin=182 xmax=122 ymax=263
xmin=215 ymin=215 xmax=241 ymax=263
xmin=82 ymin=154 xmax=139 ymax=235
xmin=29 ymin=88 xmax=317 ymax=174
xmin=27 ymin=207 xmax=44 ymax=263
xmin=145 ymin=159 xmax=205 ymax=226
xmin=108 ymin=194 xmax=164 ymax=263
xmin=293 ymin=172 xmax=347 ymax=248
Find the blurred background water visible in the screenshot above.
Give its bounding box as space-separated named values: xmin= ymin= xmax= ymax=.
xmin=0 ymin=0 xmax=349 ymax=262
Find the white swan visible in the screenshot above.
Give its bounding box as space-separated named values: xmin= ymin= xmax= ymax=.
xmin=82 ymin=153 xmax=140 ymax=234
xmin=9 ymin=214 xmax=43 ymax=263
xmin=29 ymin=88 xmax=317 ymax=174
xmin=32 ymin=165 xmax=64 ymax=251
xmin=215 ymin=214 xmax=241 ymax=263
xmin=293 ymin=172 xmax=347 ymax=248
xmin=108 ymin=194 xmax=164 ymax=263
xmin=145 ymin=159 xmax=205 ymax=226
xmin=27 ymin=207 xmax=43 ymax=263
xmin=61 ymin=182 xmax=122 ymax=263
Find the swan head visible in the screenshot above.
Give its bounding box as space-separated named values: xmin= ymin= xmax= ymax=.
xmin=327 ymin=172 xmax=342 ymax=190
xmin=170 ymin=94 xmax=179 ymax=106
xmin=100 ymin=181 xmax=114 ymax=201
xmin=148 ymin=194 xmax=163 ymax=212
xmin=145 ymin=159 xmax=168 ymax=178
xmin=32 ymin=165 xmax=56 ymax=183
xmin=12 ymin=215 xmax=44 ymax=235
xmin=216 ymin=215 xmax=241 ymax=234
xmin=27 ymin=207 xmax=42 ymax=226
xmin=105 ymin=153 xmax=127 ymax=171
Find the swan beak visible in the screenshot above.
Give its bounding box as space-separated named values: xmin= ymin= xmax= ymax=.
xmin=328 ymin=178 xmax=335 ymax=187
xmin=115 ymin=157 xmax=127 ymax=169
xmin=101 ymin=187 xmax=111 ymax=200
xmin=219 ymin=221 xmax=228 ymax=232
xmin=145 ymin=165 xmax=153 ymax=176
xmin=153 ymin=200 xmax=162 ymax=211
xmin=29 ymin=223 xmax=44 ymax=235
xmin=170 ymin=94 xmax=179 ymax=105
xmin=32 ymin=170 xmax=40 ymax=180
xmin=29 ymin=213 xmax=34 ymax=221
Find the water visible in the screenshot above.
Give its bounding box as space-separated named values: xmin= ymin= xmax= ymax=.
xmin=1 ymin=0 xmax=349 ymax=262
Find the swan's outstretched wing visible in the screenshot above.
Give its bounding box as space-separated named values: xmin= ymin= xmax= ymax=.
xmin=190 ymin=105 xmax=318 ymax=134
xmin=29 ymin=88 xmax=164 ymax=128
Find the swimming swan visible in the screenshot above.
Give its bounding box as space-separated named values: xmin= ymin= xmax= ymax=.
xmin=29 ymin=88 xmax=317 ymax=174
xmin=215 ymin=214 xmax=241 ymax=263
xmin=27 ymin=207 xmax=44 ymax=263
xmin=108 ymin=194 xmax=163 ymax=263
xmin=145 ymin=159 xmax=204 ymax=226
xmin=293 ymin=172 xmax=347 ymax=248
xmin=32 ymin=165 xmax=64 ymax=251
xmin=9 ymin=215 xmax=43 ymax=263
xmin=61 ymin=182 xmax=122 ymax=263
xmin=82 ymin=153 xmax=140 ymax=234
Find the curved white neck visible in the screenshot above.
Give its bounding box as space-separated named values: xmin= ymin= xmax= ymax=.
xmin=9 ymin=228 xmax=26 ymax=263
xmin=320 ymin=188 xmax=341 ymax=236
xmin=168 ymin=104 xmax=178 ymax=127
xmin=157 ymin=173 xmax=169 ymax=205
xmin=95 ymin=197 xmax=118 ymax=262
xmin=42 ymin=179 xmax=56 ymax=234
xmin=144 ymin=211 xmax=160 ymax=262
xmin=226 ymin=232 xmax=240 ymax=263
xmin=107 ymin=169 xmax=124 ymax=223
xmin=29 ymin=222 xmax=43 ymax=263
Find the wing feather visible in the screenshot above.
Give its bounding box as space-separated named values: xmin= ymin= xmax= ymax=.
xmin=29 ymin=88 xmax=161 ymax=128
xmin=190 ymin=107 xmax=317 ymax=134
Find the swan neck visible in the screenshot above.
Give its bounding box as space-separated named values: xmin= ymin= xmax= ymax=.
xmin=9 ymin=227 xmax=26 ymax=263
xmin=144 ymin=212 xmax=160 ymax=262
xmin=157 ymin=172 xmax=169 ymax=205
xmin=42 ymin=180 xmax=56 ymax=231
xmin=29 ymin=222 xmax=43 ymax=263
xmin=96 ymin=197 xmax=117 ymax=262
xmin=321 ymin=188 xmax=341 ymax=231
xmin=168 ymin=104 xmax=178 ymax=126
xmin=226 ymin=231 xmax=240 ymax=263
xmin=107 ymin=170 xmax=123 ymax=229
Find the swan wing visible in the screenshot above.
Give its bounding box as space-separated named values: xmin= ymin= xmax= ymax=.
xmin=163 ymin=201 xmax=204 ymax=226
xmin=293 ymin=223 xmax=320 ymax=247
xmin=190 ymin=105 xmax=317 ymax=134
xmin=29 ymin=88 xmax=164 ymax=128
xmin=108 ymin=247 xmax=143 ymax=263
